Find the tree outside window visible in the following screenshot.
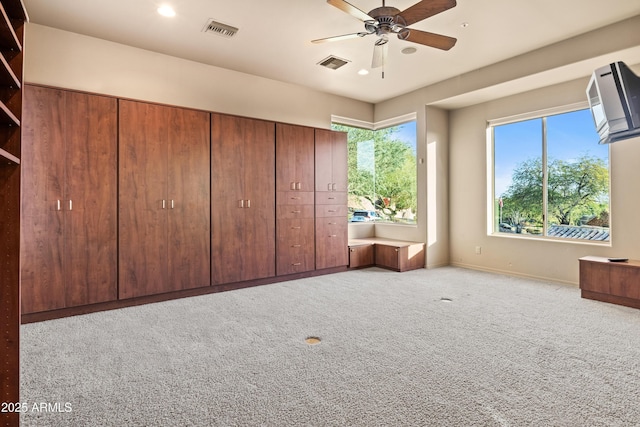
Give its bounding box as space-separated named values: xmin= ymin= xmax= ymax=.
xmin=493 ymin=108 xmax=609 ymax=240
xmin=332 ymin=121 xmax=417 ymax=225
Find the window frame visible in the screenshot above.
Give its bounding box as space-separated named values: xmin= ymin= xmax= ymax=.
xmin=487 ymin=102 xmax=611 ymax=245
xmin=332 ymin=113 xmax=419 ymax=227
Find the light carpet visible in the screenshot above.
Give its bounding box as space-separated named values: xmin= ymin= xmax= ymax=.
xmin=20 ymin=267 xmax=640 ymax=426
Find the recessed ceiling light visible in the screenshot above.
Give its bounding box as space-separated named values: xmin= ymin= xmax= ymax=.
xmin=358 ymin=69 xmax=369 ymax=76
xmin=157 ymin=5 xmax=176 ymax=17
xmin=401 ymin=47 xmax=417 ymax=55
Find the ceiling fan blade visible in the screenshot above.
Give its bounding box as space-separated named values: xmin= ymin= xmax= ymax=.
xmin=399 ymin=28 xmax=457 ymax=50
xmin=326 ymin=0 xmax=372 ymax=22
xmin=371 ymin=40 xmax=388 ymax=69
xmin=311 ymin=33 xmax=365 ymax=44
xmin=396 ymin=0 xmax=456 ymax=26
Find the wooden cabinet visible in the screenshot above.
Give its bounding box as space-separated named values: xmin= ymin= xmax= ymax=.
xmin=315 ymin=128 xmax=348 ymax=269
xmin=0 ymin=1 xmax=26 ymax=422
xmin=374 ymin=241 xmax=425 ymax=272
xmin=211 ymin=113 xmax=275 ymax=284
xmin=579 ymin=256 xmax=640 ymax=309
xmin=349 ymin=243 xmax=375 ymax=268
xmin=119 ymin=100 xmax=211 ymax=299
xmin=21 ymin=85 xmax=118 ymax=313
xmin=276 ymin=123 xmax=315 ymax=275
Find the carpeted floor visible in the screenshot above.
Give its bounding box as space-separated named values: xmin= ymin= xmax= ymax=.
xmin=20 ymin=267 xmax=640 ymax=426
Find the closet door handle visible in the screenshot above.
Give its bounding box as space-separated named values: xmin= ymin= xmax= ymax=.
xmin=162 ymin=200 xmax=166 ymax=209
xmin=290 ymin=182 xmax=296 ymax=190
xmin=171 ymin=200 xmax=174 ymax=209
xmin=332 ymin=183 xmax=337 ymax=191
xmin=296 ymin=182 xmax=301 ymax=190
xmin=246 ymin=199 xmax=251 ymax=208
xmin=68 ymin=200 xmax=73 ymax=211
xmin=56 ymin=200 xmax=61 ymax=211
xmin=238 ymin=200 xmax=244 ymax=208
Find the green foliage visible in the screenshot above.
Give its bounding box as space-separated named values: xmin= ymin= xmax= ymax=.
xmin=500 ymin=154 xmax=609 ymax=227
xmin=333 ymin=123 xmax=417 ymax=222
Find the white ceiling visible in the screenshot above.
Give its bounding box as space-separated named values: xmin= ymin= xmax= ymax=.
xmin=22 ymin=0 xmax=640 ymax=104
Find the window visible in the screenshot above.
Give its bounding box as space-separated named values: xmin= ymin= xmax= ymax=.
xmin=332 ymin=118 xmax=417 ymax=225
xmin=491 ymin=107 xmax=610 ymax=241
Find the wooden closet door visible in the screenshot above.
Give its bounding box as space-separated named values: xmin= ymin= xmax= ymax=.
xmin=314 ymin=128 xmax=334 ymax=192
xmin=211 ymin=114 xmax=275 ymax=284
xmin=64 ymin=91 xmax=117 ymax=306
xmin=331 ymin=131 xmax=348 ymax=192
xmin=167 ymin=107 xmax=211 ymax=290
xmin=211 ymin=113 xmax=246 ymax=284
xmin=21 ymin=85 xmax=66 ymax=313
xmin=242 ymin=118 xmax=276 ymax=281
xmin=119 ymin=100 xmax=169 ymax=299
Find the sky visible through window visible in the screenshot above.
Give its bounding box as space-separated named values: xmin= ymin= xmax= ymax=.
xmin=494 ymin=109 xmax=607 ymax=199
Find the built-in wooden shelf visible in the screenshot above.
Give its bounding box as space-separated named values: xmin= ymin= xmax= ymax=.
xmin=0 ymin=146 xmax=18 ymax=164
xmin=0 ymin=51 xmax=18 ymax=86
xmin=0 ymin=2 xmax=21 ymax=51
xmin=0 ymin=99 xmax=19 ymax=125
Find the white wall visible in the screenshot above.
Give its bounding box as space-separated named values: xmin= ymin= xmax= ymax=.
xmin=448 ymin=76 xmax=640 ymax=285
xmin=24 ymin=24 xmax=373 ymax=129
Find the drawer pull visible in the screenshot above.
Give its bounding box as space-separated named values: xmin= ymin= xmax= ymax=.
xmin=292 ymin=244 xmax=301 ymax=248
xmin=291 ymin=210 xmax=301 ymax=214
xmin=291 ymin=226 xmax=301 ymax=229
xmin=328 ymin=209 xmax=336 ymax=213
xmin=292 ymin=263 xmax=302 ymax=266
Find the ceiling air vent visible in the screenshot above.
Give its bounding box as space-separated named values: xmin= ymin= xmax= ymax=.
xmin=202 ymin=19 xmax=239 ymax=38
xmin=317 ymin=55 xmax=350 ymax=70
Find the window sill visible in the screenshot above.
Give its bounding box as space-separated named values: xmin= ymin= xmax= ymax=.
xmin=489 ymin=232 xmax=611 ymax=247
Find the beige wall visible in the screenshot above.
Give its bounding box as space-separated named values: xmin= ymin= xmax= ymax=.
xmin=448 ymin=76 xmax=640 ymax=285
xmin=24 ymin=24 xmax=373 ymax=129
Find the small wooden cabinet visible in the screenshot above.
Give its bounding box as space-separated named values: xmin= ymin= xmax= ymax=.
xmin=276 ymin=123 xmax=315 ymax=275
xmin=211 ymin=113 xmax=276 ymax=284
xmin=579 ymin=256 xmax=640 ymax=309
xmin=21 ymin=85 xmax=118 ymax=312
xmin=349 ymin=243 xmax=375 ymax=268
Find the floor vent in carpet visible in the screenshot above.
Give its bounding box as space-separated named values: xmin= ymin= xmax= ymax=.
xmin=305 ymin=336 xmax=321 ymax=345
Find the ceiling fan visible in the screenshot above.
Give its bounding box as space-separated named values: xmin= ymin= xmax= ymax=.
xmin=312 ymin=0 xmax=457 ymax=77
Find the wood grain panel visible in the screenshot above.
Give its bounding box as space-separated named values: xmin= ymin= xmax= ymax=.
xmin=119 ymin=100 xmax=169 ymax=298
xmin=64 ymin=91 xmax=117 ymax=306
xmin=167 ymin=107 xmax=211 ymax=290
xmin=315 ymin=220 xmax=348 ymax=270
xmin=314 ymin=128 xmax=333 ymax=192
xmin=240 ymin=117 xmax=276 ymax=281
xmin=211 ymin=113 xmax=247 ymax=285
xmin=211 ymin=114 xmax=275 ymax=284
xmin=21 ymin=85 xmax=66 ymax=313
xmin=276 ymin=123 xmax=315 ymax=192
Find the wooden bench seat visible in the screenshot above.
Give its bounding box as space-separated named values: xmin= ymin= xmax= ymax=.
xmin=348 ymin=238 xmax=425 ymax=272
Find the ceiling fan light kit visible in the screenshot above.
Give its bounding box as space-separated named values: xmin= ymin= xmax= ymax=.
xmin=312 ymin=0 xmax=457 ymax=78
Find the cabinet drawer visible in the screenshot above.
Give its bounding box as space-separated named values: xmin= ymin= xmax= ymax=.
xmin=316 ymin=204 xmax=348 ymax=218
xmin=316 ymin=192 xmax=347 ymax=205
xmin=277 ymin=191 xmax=314 ymax=205
xmin=277 ymin=204 xmax=315 ymax=219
